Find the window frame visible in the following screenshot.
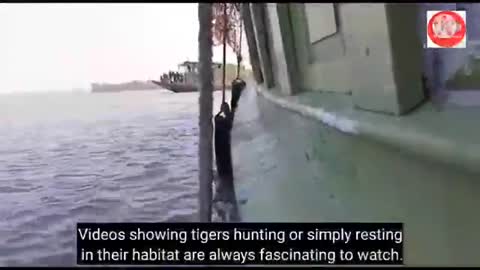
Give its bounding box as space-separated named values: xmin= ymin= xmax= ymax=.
xmin=246 ymin=3 xmax=427 ymax=116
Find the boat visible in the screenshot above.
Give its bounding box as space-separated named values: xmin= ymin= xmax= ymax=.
xmin=200 ymin=3 xmax=480 ymax=267
xmin=152 ymin=61 xmax=244 ymax=93
xmin=150 ymin=80 xmax=198 ymax=93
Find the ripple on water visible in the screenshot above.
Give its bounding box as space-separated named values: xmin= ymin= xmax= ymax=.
xmin=126 ymin=162 xmax=144 ymax=167
xmin=0 ymin=186 xmax=37 ymax=193
xmin=144 ymin=161 xmax=164 ymax=169
xmin=68 ymin=204 xmax=111 ymax=218
xmin=5 ymin=231 xmax=50 ymax=246
xmin=40 ymin=196 xmax=63 ymax=206
xmin=5 ymin=209 xmax=37 ymax=223
xmin=18 ymin=213 xmax=71 ymax=231
xmin=0 ymin=91 xmax=203 ymax=266
xmin=167 ymin=175 xmax=195 ymax=185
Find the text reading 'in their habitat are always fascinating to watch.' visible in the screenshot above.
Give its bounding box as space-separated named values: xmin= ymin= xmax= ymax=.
xmin=77 ymin=222 xmax=403 ymax=266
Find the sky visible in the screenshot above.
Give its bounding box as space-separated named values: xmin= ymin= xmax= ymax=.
xmin=0 ymin=3 xmax=250 ymax=92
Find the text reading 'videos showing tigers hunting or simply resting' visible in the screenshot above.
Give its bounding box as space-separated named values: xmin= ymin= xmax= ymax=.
xmin=76 ymin=222 xmax=404 ymax=266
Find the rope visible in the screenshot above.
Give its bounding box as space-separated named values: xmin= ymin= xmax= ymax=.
xmin=212 ymin=4 xmax=244 ymax=222
xmin=236 ymin=17 xmax=243 ymax=79
xmin=221 ymin=3 xmax=228 ymax=105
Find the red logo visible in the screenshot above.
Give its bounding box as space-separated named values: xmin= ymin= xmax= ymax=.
xmin=427 ymin=10 xmax=466 ymax=48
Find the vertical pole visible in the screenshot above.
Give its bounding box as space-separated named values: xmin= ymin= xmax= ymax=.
xmin=236 ymin=4 xmax=243 ymax=79
xmin=198 ymin=3 xmax=214 ymax=222
xmin=222 ymin=3 xmax=228 ymax=104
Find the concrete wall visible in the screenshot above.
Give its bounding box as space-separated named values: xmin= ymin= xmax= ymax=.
xmin=232 ymin=86 xmax=480 ymax=266
xmin=288 ymin=3 xmax=352 ymax=94
xmin=233 ymin=3 xmax=480 ymax=266
xmin=256 ymin=3 xmax=424 ymax=114
xmin=256 ymin=3 xmax=480 ymax=104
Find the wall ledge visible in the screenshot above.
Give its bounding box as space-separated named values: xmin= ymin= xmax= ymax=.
xmin=254 ymin=83 xmax=480 ymax=176
xmin=258 ymin=85 xmax=359 ymax=134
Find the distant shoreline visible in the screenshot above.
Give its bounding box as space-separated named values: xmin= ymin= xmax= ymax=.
xmin=91 ymin=80 xmax=162 ymax=93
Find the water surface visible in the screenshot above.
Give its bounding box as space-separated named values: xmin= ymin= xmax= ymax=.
xmin=0 ymin=89 xmax=226 ymax=266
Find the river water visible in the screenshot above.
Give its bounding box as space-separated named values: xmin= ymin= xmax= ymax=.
xmin=0 ymin=89 xmax=227 ymax=266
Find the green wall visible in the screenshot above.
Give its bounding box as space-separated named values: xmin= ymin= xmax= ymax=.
xmin=234 ymin=3 xmax=480 ymax=266
xmin=263 ymin=3 xmax=424 ymax=115
xmin=232 ymin=88 xmax=480 ymax=266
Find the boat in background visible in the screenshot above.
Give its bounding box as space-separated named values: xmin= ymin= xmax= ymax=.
xmin=152 ymin=60 xmax=248 ymax=93
xmin=150 ymin=81 xmax=199 ymax=93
